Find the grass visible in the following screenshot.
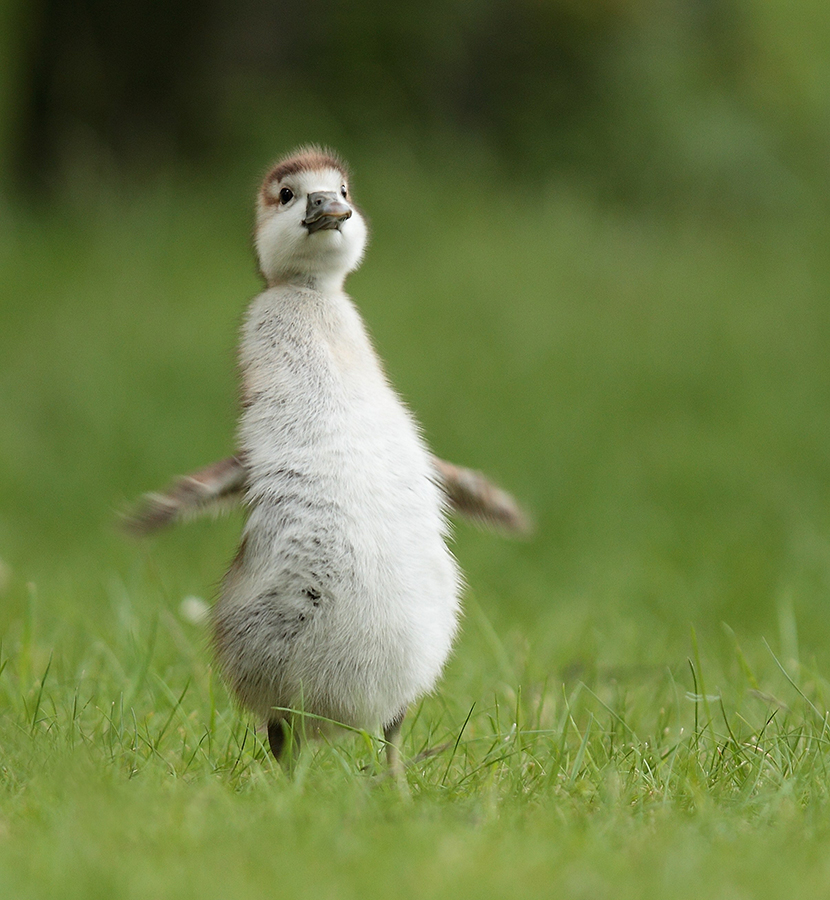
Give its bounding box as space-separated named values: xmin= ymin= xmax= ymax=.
xmin=2 ymin=153 xmax=830 ymax=897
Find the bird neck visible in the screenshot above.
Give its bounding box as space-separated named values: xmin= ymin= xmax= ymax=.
xmin=267 ymin=271 xmax=347 ymax=296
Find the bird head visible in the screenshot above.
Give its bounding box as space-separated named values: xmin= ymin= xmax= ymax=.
xmin=255 ymin=146 xmax=368 ymax=292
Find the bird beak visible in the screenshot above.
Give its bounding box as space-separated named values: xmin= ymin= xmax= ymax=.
xmin=303 ymin=192 xmax=352 ymax=233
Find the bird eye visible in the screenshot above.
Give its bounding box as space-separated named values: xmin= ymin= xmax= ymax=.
xmin=340 ymin=185 xmax=348 ymax=199
xmin=278 ymin=187 xmax=294 ymax=205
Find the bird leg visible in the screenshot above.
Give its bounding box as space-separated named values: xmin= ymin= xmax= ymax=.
xmin=383 ymin=708 xmax=407 ymax=783
xmin=266 ymin=718 xmax=301 ymax=770
xmin=267 ymin=719 xmax=288 ymax=761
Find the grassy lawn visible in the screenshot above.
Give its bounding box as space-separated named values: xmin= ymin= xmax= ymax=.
xmin=1 ymin=155 xmax=830 ymax=897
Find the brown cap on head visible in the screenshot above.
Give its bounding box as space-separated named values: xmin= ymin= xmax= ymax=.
xmin=260 ymin=145 xmax=349 ymax=207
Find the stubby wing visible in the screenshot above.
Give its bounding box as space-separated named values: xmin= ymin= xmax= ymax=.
xmin=430 ymin=457 xmax=532 ymax=537
xmin=121 ymin=454 xmax=247 ymax=535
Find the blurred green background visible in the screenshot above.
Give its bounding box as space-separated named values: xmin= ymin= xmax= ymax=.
xmin=1 ymin=0 xmax=830 ymax=689
xmin=3 ymin=5 xmax=830 ymax=896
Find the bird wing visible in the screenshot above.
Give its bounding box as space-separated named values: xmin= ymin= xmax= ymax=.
xmin=430 ymin=456 xmax=531 ymax=536
xmin=121 ymin=454 xmax=248 ymax=535
xmin=122 ymin=453 xmax=531 ymax=538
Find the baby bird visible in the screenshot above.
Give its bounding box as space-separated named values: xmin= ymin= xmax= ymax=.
xmin=216 ymin=147 xmax=462 ymax=768
xmin=126 ymin=147 xmax=530 ymax=772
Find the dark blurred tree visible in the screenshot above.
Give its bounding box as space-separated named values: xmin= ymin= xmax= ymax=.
xmin=12 ymin=0 xmax=221 ymax=185
xmin=7 ymin=0 xmax=811 ymax=204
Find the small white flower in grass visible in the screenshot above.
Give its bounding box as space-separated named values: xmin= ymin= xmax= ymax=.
xmin=180 ymin=595 xmax=209 ymax=625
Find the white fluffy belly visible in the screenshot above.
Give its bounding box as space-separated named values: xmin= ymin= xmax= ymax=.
xmin=214 ymin=374 xmax=460 ymax=729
